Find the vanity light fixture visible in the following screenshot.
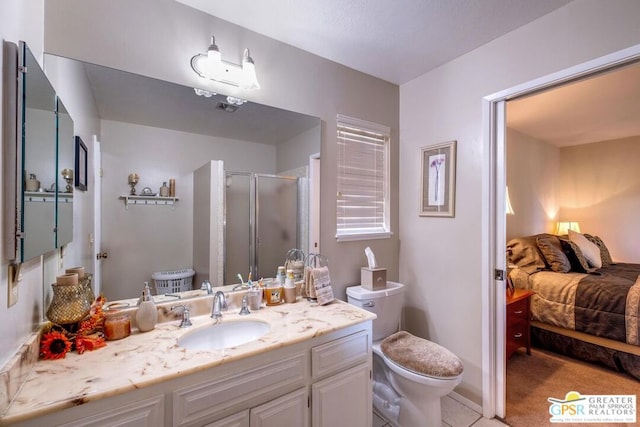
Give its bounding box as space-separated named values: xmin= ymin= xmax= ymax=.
xmin=190 ymin=36 xmax=261 ymax=90
xmin=192 ymin=89 xmax=247 ymax=108
xmin=225 ymin=96 xmax=247 ymax=106
xmin=193 ymin=88 xmax=216 ymax=97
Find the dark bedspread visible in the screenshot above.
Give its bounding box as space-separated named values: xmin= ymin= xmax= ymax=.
xmin=576 ymin=263 xmax=640 ymax=342
xmin=512 ymin=262 xmax=640 ymax=346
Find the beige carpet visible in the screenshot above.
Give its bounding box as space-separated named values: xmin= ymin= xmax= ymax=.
xmin=506 ymin=347 xmax=639 ymax=427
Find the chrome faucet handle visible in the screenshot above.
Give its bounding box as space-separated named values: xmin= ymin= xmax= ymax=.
xmin=200 ymin=280 xmax=213 ymax=294
xmin=171 ymin=305 xmax=192 ymax=328
xmin=239 ymin=295 xmax=250 ymax=316
xmin=212 ymin=291 xmax=228 ymax=319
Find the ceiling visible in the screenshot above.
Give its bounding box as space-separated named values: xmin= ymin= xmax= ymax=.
xmin=176 ymin=0 xmax=573 ymax=85
xmin=52 ymin=2 xmax=639 ymax=148
xmin=176 ymin=0 xmax=640 ymax=147
xmin=507 ymin=60 xmax=640 ymax=147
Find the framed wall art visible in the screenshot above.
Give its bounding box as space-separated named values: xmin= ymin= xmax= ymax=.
xmin=74 ymin=136 xmax=87 ymax=191
xmin=420 ymin=140 xmax=456 ymax=217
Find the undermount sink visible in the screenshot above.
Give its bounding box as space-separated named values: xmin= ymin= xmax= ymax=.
xmin=177 ymin=320 xmax=270 ymax=351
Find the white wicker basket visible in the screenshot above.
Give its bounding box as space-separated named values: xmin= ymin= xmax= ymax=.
xmin=152 ymin=268 xmax=195 ymax=294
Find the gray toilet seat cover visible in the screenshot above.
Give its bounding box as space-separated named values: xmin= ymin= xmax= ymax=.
xmin=380 ymin=331 xmax=464 ymax=378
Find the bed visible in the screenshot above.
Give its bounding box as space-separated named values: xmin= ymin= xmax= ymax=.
xmin=507 ymin=232 xmax=640 ymax=380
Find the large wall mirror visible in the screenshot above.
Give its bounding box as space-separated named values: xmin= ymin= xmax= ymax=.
xmin=44 ymin=54 xmax=321 ymax=301
xmin=3 ymin=41 xmax=73 ymax=264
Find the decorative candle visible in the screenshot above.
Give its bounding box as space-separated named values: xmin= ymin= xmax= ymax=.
xmin=104 ymin=312 xmax=131 ymax=340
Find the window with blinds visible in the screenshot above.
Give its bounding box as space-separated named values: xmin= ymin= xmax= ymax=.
xmin=336 ymin=115 xmax=391 ymax=241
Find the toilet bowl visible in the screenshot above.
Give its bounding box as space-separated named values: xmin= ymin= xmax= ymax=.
xmin=347 ymin=282 xmax=464 ymax=427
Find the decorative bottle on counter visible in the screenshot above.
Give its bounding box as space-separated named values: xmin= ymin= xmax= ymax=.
xmin=284 ymin=269 xmax=297 ymax=303
xmin=135 ymin=282 xmax=158 ymax=332
xmin=276 ymin=266 xmax=286 ymax=286
xmin=169 ymin=178 xmax=176 ymax=197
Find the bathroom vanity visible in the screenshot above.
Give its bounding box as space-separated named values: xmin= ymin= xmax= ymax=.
xmin=0 ymin=298 xmax=375 ymax=427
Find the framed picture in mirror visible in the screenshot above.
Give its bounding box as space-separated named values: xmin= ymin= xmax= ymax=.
xmin=75 ymin=136 xmax=87 ymax=191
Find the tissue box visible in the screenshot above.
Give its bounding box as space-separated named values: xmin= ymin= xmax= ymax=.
xmin=361 ymin=267 xmax=387 ymax=290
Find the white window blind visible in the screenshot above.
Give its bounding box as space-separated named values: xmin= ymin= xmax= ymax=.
xmin=336 ymin=115 xmax=391 ymax=241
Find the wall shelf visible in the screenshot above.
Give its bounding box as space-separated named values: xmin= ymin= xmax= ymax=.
xmin=25 ymin=191 xmax=73 ymax=204
xmin=119 ymin=195 xmax=179 ymax=210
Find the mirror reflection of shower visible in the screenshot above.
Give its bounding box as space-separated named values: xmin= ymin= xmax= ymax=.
xmin=225 ymin=172 xmax=308 ymax=285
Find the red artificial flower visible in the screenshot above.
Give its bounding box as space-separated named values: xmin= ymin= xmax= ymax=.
xmin=75 ymin=333 xmax=106 ymax=354
xmin=40 ymin=330 xmax=72 ymax=360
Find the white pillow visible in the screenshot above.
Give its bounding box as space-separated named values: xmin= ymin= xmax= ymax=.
xmin=568 ymin=229 xmax=602 ymax=268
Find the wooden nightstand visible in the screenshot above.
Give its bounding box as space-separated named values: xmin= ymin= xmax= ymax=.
xmin=506 ymin=289 xmax=535 ymax=360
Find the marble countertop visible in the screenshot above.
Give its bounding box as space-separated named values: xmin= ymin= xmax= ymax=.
xmin=1 ymin=298 xmax=375 ymax=425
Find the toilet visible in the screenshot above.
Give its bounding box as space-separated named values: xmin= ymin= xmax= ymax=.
xmin=346 ymin=282 xmax=463 ymax=427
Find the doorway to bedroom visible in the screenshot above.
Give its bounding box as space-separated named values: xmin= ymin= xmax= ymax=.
xmin=483 ymin=43 xmax=640 ymax=420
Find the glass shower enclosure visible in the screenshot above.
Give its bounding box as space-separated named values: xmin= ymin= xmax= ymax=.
xmin=225 ymin=172 xmax=301 ymax=285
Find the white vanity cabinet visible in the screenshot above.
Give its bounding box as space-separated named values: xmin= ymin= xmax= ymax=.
xmin=310 ymin=330 xmax=372 ymax=427
xmin=8 ymin=321 xmax=371 ymax=427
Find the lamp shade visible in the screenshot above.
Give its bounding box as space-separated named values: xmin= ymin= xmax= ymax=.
xmin=556 ymin=221 xmax=580 ymax=235
xmin=240 ymin=49 xmax=260 ymax=90
xmin=505 ymin=186 xmax=515 ymax=215
xmin=203 ymin=36 xmax=221 ymax=79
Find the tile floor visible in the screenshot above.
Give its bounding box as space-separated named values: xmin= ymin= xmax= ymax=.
xmin=372 ymin=395 xmax=508 ymax=427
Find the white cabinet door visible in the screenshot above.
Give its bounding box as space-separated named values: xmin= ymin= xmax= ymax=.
xmin=250 ymin=388 xmax=308 ymax=427
xmin=312 ymin=363 xmax=371 ymax=427
xmin=204 ymin=410 xmax=250 ymax=427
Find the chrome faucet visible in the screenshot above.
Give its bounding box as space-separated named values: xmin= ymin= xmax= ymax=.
xmin=238 ymin=295 xmax=250 ymax=316
xmin=211 ymin=291 xmax=227 ymax=319
xmin=171 ymin=305 xmax=192 ymax=328
xmin=200 ymin=280 xmax=213 ymax=294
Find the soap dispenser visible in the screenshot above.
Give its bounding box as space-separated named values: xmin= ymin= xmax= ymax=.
xmin=136 ymin=282 xmax=158 ymax=332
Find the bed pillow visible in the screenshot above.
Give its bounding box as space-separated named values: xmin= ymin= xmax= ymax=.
xmin=584 ymin=234 xmax=613 ymax=267
xmin=536 ymin=235 xmax=571 ymax=273
xmin=568 ymin=229 xmax=602 ymax=268
xmin=507 ymin=235 xmax=547 ymax=273
xmin=559 ymin=237 xmax=592 ymax=273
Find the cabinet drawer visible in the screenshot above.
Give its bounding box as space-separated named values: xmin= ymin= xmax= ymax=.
xmin=311 ymin=330 xmax=369 ymax=380
xmin=59 ymin=395 xmax=164 ymax=427
xmin=506 ymin=319 xmax=527 ymax=342
xmin=174 ymin=352 xmax=306 ymax=427
xmin=507 ymin=298 xmax=528 ymax=320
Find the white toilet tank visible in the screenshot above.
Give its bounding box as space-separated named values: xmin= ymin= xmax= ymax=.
xmin=346 ymin=281 xmax=404 ymax=341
